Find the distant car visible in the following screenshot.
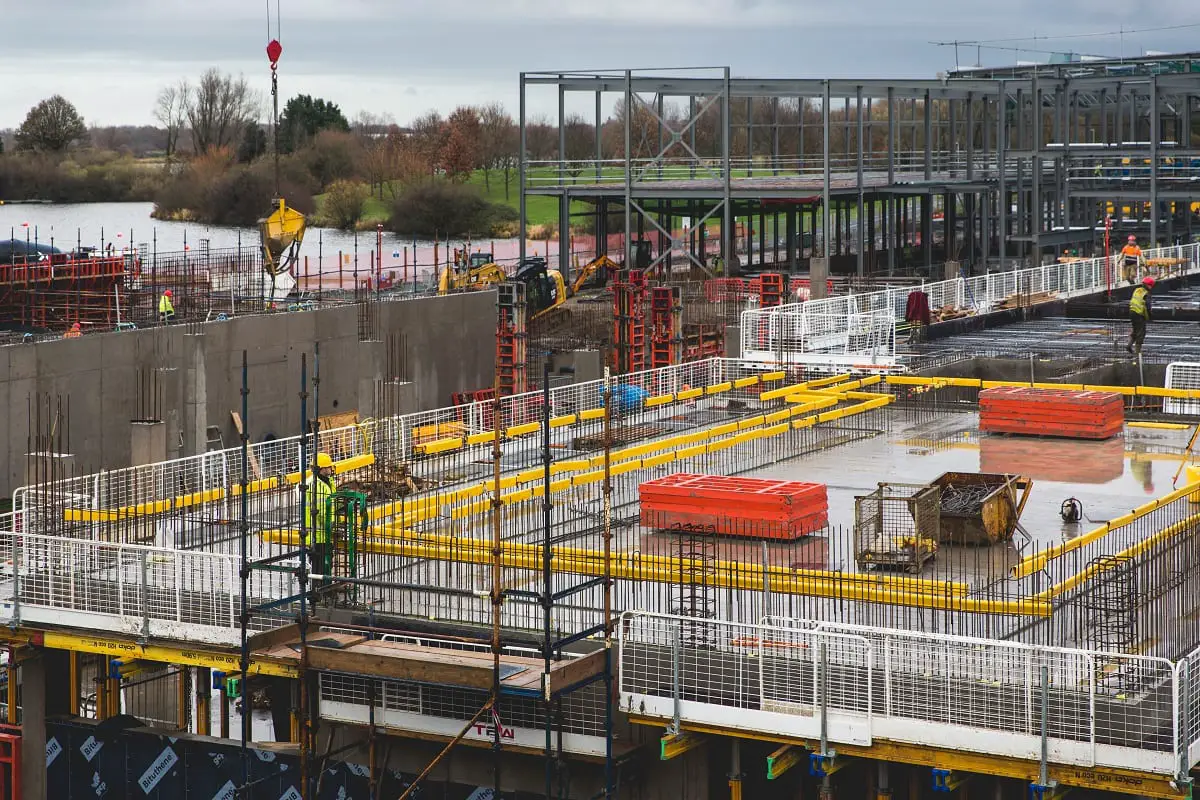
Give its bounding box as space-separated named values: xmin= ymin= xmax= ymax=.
xmin=0 ymin=239 xmax=61 ymax=265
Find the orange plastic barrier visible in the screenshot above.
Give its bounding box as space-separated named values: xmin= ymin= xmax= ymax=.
xmin=979 ymin=387 xmax=1125 ymax=440
xmin=639 ymin=473 xmax=828 ymax=540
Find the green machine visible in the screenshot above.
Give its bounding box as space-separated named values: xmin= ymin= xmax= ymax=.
xmin=320 ymin=490 xmax=367 ymax=603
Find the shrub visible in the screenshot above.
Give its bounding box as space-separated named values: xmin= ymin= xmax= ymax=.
xmin=153 ymin=155 xmax=313 ymax=226
xmin=387 ymin=180 xmax=515 ymax=238
xmin=301 ymin=130 xmax=360 ymax=189
xmin=321 ymin=180 xmax=370 ymax=230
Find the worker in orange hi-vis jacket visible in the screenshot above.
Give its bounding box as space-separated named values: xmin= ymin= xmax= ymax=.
xmin=1120 ymin=235 xmax=1144 ymax=283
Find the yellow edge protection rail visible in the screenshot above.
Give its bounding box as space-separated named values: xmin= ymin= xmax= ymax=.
xmin=63 ymin=453 xmax=376 ymax=523
xmin=887 ymin=375 xmax=1200 ymax=400
xmin=367 ymin=395 xmax=844 ymax=525
xmin=262 ymin=526 xmax=967 ymax=596
xmin=1011 ymin=481 xmax=1200 ymax=579
xmin=258 ymin=538 xmax=1030 ymax=614
xmin=417 ymin=372 xmax=788 ymax=455
xmin=1032 ymin=512 xmax=1200 ymax=601
xmin=65 ymin=372 xmax=796 ymax=523
xmin=370 ymin=396 xmax=859 ymax=526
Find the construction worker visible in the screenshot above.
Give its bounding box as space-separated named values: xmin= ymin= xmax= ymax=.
xmin=158 ymin=289 xmax=175 ymax=324
xmin=63 ymin=322 xmax=82 ymax=339
xmin=304 ymin=452 xmax=337 ymax=592
xmin=1120 ymin=235 xmax=1144 ymax=283
xmin=1128 ymin=275 xmax=1154 ymax=355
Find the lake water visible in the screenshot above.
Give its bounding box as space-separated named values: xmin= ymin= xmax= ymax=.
xmin=0 ymin=202 xmax=568 ymax=278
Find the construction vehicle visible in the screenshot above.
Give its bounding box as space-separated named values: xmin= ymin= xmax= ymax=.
xmin=513 ymin=257 xmax=569 ymax=324
xmin=570 ymin=254 xmax=621 ymax=296
xmin=437 ymin=250 xmax=506 ymax=295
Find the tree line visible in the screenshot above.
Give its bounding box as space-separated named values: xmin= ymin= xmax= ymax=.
xmin=0 ymin=71 xmax=987 ymax=236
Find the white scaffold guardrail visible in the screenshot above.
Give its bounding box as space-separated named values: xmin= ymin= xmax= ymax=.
xmin=0 ymin=531 xmax=296 ymax=646
xmin=619 ymin=610 xmax=1200 ymax=780
xmin=13 ymin=357 xmax=764 ymax=519
xmin=740 ymin=243 xmax=1200 ymax=371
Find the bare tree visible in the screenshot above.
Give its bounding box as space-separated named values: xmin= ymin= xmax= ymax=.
xmin=477 ymin=102 xmax=514 ymax=193
xmin=187 ymin=69 xmax=259 ymax=155
xmin=351 ymin=110 xmax=396 ymax=139
xmin=155 ymin=80 xmax=190 ymax=164
xmin=524 ymin=114 xmax=557 ymax=162
xmin=408 ymin=110 xmax=446 ymax=168
xmin=562 ymin=114 xmax=595 ymax=180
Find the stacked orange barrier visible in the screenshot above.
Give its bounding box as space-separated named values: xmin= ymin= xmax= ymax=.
xmin=639 ymin=473 xmax=828 ymax=540
xmin=979 ymin=387 xmax=1125 ymax=440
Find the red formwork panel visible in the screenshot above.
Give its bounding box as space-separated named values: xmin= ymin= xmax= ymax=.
xmin=639 ymin=473 xmax=828 ymax=540
xmin=979 ymin=386 xmax=1125 ymax=440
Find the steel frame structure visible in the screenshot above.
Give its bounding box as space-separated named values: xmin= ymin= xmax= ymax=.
xmin=518 ymin=59 xmax=1200 ymax=280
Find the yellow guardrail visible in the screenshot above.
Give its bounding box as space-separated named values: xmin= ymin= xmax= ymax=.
xmin=1010 ymin=481 xmax=1200 ymax=580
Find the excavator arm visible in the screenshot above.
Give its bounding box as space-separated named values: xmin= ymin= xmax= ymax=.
xmin=570 ymin=254 xmax=620 ymax=296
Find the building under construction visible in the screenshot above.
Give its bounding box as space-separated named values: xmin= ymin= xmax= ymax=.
xmin=6 ymin=55 xmax=1200 ymax=800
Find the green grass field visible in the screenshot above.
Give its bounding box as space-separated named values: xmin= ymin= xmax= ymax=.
xmin=315 ymin=166 xmax=890 ymax=232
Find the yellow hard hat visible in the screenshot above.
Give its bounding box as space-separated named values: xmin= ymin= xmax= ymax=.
xmin=316 ymin=452 xmax=334 ymax=469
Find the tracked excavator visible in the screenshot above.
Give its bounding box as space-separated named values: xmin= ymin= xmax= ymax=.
xmin=570 ymin=254 xmax=620 ymax=296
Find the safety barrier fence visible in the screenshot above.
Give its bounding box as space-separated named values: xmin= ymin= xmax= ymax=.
xmin=619 ymin=610 xmax=1198 ymax=779
xmin=16 ymin=358 xmax=755 ymax=522
xmin=740 ymin=243 xmax=1200 ymax=369
xmin=0 ymin=531 xmax=294 ymax=647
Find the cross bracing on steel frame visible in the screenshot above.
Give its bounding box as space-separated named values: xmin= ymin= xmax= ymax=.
xmin=518 ymin=64 xmax=1200 ymax=278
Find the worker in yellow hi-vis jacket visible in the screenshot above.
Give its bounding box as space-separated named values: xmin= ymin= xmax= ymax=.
xmin=1127 ymin=276 xmax=1154 ymax=355
xmin=304 ymin=452 xmax=337 ymax=591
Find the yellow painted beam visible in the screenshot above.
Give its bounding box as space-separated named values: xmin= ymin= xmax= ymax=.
xmin=661 ymin=731 xmax=706 ymax=760
xmin=1128 ymin=421 xmax=1192 ymax=430
xmin=21 ymin=630 xmax=299 ymax=678
xmin=630 ymin=718 xmax=1188 ymax=799
xmin=766 ymin=745 xmax=804 ymax=780
xmin=260 ymin=532 xmax=1029 ymax=613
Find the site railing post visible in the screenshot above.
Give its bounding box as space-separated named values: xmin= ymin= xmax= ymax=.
xmin=139 ymin=550 xmax=150 ymax=643
xmin=603 ymin=366 xmax=614 ymax=799
xmin=520 ymin=72 xmax=528 ymax=268
xmin=670 ymin=621 xmax=682 ymax=735
xmin=238 ymin=350 xmax=251 ymax=798
xmin=541 ymin=359 xmax=553 ymax=800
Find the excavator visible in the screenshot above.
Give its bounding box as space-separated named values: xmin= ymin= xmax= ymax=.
xmin=437 ymin=250 xmax=506 ymax=295
xmin=569 ymin=254 xmax=620 ymax=296
xmin=513 ymin=257 xmax=569 ymax=325
xmin=259 ymin=197 xmax=307 ymax=300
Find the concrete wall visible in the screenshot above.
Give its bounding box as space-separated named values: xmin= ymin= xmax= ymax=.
xmin=0 ymin=291 xmax=496 ymax=496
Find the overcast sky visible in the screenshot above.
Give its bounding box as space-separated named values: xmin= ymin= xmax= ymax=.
xmin=2 ymin=1 xmax=1198 ymax=129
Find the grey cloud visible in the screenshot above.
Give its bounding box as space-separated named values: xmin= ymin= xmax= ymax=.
xmin=3 ymin=1 xmax=1198 ymax=127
